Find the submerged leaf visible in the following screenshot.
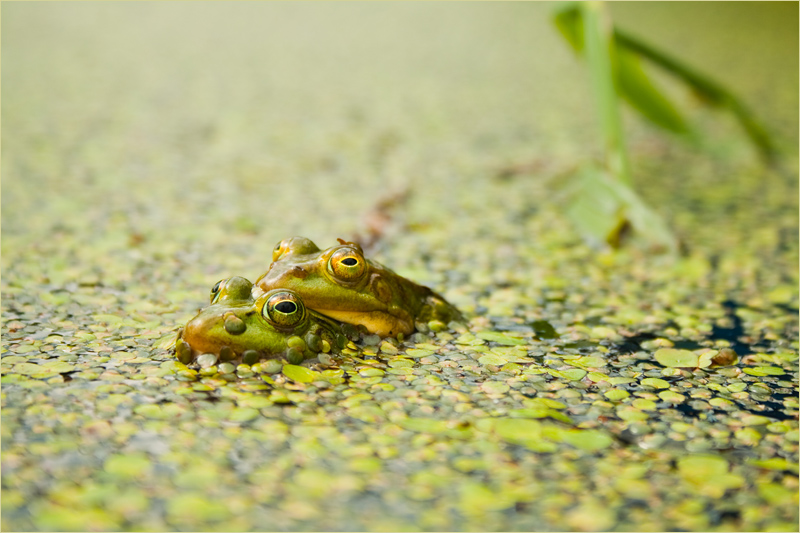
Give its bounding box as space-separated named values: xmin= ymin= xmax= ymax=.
xmin=566 ymin=167 xmax=677 ymax=253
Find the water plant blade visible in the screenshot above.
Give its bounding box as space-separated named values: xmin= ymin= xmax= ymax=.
xmin=552 ymin=2 xmax=585 ymax=52
xmin=614 ymin=29 xmax=779 ymax=163
xmin=553 ymin=2 xmax=778 ymax=163
xmin=614 ymin=45 xmax=690 ymax=135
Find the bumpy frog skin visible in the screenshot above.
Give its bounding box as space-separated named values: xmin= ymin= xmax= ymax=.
xmin=175 ymin=276 xmax=345 ymax=366
xmin=254 ymin=237 xmax=463 ymax=337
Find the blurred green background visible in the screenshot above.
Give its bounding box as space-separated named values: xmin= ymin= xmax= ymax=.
xmin=3 ymin=2 xmax=797 ymax=263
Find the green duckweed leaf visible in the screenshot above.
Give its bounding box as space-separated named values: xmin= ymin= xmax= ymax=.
xmin=654 ymin=348 xmax=699 ymax=368
xmin=749 ymin=458 xmax=799 ymax=474
xmin=405 ymin=348 xmax=435 ymax=358
xmin=494 ymin=418 xmax=558 ymax=453
xmin=641 ymin=377 xmax=670 ymax=389
xmin=561 ymin=429 xmax=614 ymax=451
xmin=742 ymin=366 xmax=785 ymax=376
xmin=475 ymin=331 xmax=526 ymax=345
xmin=677 ymin=455 xmax=744 ymax=498
xmin=228 ymin=407 xmax=261 ymax=423
xmin=658 ymin=390 xmax=686 ymax=403
xmin=104 ymin=454 xmax=151 ymax=479
xmin=478 ymin=354 xmax=508 ymax=366
xmin=548 ymin=368 xmax=587 ymax=381
xmin=282 ymin=364 xmax=319 ymax=383
xmin=604 ymin=388 xmax=630 ymax=401
xmin=508 ymin=408 xmax=573 ymax=424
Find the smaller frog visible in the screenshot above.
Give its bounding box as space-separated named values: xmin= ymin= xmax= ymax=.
xmin=175 ymin=276 xmax=348 ymax=366
xmin=254 ymin=237 xmax=464 ymax=337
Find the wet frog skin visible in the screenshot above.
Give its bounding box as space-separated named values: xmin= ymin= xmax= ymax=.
xmin=176 ymin=276 xmax=345 ymax=366
xmin=254 ymin=237 xmax=463 ymax=337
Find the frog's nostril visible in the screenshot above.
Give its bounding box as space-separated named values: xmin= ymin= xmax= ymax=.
xmin=224 ymin=315 xmax=246 ymax=335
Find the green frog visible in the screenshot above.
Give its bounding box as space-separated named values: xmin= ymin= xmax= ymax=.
xmin=175 ymin=276 xmax=347 ymax=366
xmin=254 ymin=237 xmax=463 ymax=337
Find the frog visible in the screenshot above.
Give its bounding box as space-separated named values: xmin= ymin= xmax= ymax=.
xmin=175 ymin=276 xmax=348 ymax=366
xmin=254 ymin=237 xmax=464 ymax=337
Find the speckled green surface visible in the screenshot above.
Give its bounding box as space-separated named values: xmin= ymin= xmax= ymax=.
xmin=2 ymin=3 xmax=798 ymax=531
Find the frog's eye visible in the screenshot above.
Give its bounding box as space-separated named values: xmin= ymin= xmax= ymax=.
xmin=328 ymin=248 xmax=367 ymax=281
xmin=262 ymin=291 xmax=305 ymax=328
xmin=272 ymin=240 xmax=288 ymax=262
xmin=211 ymin=276 xmax=253 ymax=303
xmin=210 ymin=279 xmax=225 ymax=303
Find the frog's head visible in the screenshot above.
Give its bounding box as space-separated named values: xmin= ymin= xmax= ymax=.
xmin=255 ymin=237 xmax=418 ymax=336
xmin=257 ymin=238 xmax=377 ymax=303
xmin=176 ymin=276 xmax=336 ymax=365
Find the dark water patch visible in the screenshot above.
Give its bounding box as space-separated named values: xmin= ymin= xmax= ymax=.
xmin=672 ymin=402 xmax=704 ymax=419
xmin=740 ymin=399 xmax=796 ymax=421
xmin=711 ymin=300 xmax=750 ymax=355
xmin=610 ymin=339 xmax=641 ymax=354
xmin=672 ymin=339 xmax=704 ymax=350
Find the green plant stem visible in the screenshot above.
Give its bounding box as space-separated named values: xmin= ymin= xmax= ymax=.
xmin=581 ymin=1 xmax=632 ymax=187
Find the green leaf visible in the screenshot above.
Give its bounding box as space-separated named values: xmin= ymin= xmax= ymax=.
xmin=552 ymin=2 xmax=584 ymax=52
xmin=566 ymin=167 xmax=677 ymax=253
xmin=614 ymin=29 xmax=778 ymax=164
xmin=604 ymin=388 xmax=630 ymax=401
xmin=655 ymin=348 xmax=699 ymax=368
xmin=228 ymin=407 xmax=261 ymax=423
xmin=742 ymin=366 xmax=785 ymax=377
xmin=508 ymin=408 xmax=573 ymax=425
xmin=493 ymin=418 xmax=558 ymax=452
xmin=397 ymin=418 xmax=449 ymax=434
xmin=560 ymin=429 xmax=614 ymax=451
xmin=640 ymin=377 xmax=670 ymax=389
xmin=548 ymin=368 xmax=587 ymax=381
xmin=477 ymin=354 xmax=508 ymax=366
xmin=475 ymin=331 xmax=526 ymax=346
xmin=282 ymin=364 xmax=319 ymax=383
xmin=614 ymin=46 xmax=689 ymax=135
xmin=552 ymin=4 xmax=779 ymax=165
xmin=658 ymin=390 xmax=686 ymax=403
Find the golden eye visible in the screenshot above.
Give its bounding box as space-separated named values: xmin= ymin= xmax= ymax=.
xmin=272 ymin=240 xmax=289 ymax=262
xmin=328 ymin=247 xmax=366 ymax=281
xmin=210 ymin=279 xmax=225 ymax=303
xmin=262 ymin=291 xmax=305 ymax=328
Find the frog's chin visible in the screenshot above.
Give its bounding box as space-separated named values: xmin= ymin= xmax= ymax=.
xmin=316 ymin=309 xmax=413 ymax=338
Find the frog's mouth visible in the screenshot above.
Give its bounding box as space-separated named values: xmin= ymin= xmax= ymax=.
xmin=315 ymin=309 xmax=413 ymax=338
